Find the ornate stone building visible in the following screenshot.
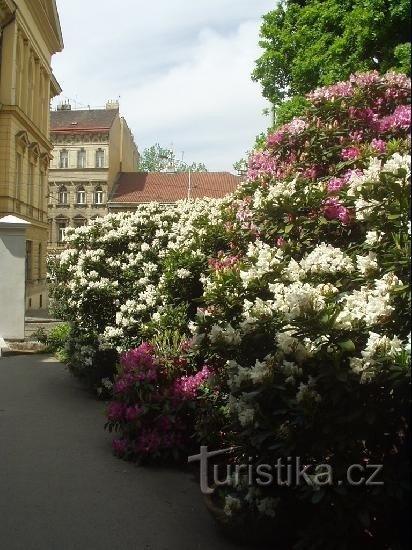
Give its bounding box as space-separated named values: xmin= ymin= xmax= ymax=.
xmin=0 ymin=0 xmax=63 ymax=310
xmin=48 ymin=102 xmax=138 ymax=247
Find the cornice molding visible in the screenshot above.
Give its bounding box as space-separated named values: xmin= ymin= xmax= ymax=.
xmin=26 ymin=0 xmax=63 ymax=54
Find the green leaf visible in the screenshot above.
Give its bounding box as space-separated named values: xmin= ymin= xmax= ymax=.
xmin=337 ymin=339 xmax=355 ymax=352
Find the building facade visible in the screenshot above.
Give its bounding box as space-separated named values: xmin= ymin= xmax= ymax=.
xmin=0 ymin=0 xmax=63 ymax=310
xmin=48 ymin=103 xmax=138 ymax=247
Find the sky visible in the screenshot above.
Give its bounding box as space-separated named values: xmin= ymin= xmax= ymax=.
xmin=52 ymin=0 xmax=275 ymax=172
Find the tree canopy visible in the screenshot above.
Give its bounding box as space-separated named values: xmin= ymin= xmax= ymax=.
xmin=253 ymin=0 xmax=411 ymax=117
xmin=139 ymin=143 xmax=207 ymax=172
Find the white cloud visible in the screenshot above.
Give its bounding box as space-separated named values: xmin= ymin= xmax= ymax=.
xmin=53 ymin=0 xmax=275 ymax=171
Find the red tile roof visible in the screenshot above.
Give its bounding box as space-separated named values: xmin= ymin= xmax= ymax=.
xmin=50 ymin=108 xmax=118 ymax=132
xmin=109 ymin=172 xmax=240 ymax=204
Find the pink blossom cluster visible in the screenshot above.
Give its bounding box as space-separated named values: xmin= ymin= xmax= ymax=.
xmin=307 ymin=80 xmax=354 ymax=103
xmin=377 ymin=105 xmax=411 ymax=133
xmin=107 ymin=402 xmax=144 ymax=422
xmin=247 ymin=151 xmax=279 ymax=180
xmin=307 ymin=71 xmax=410 ymax=105
xmin=370 ymin=138 xmax=387 ymax=153
xmin=133 ymin=423 xmax=184 ymax=456
xmin=322 ymin=197 xmax=352 ymax=224
xmin=267 ymin=118 xmax=307 ymax=147
xmin=327 ymin=169 xmax=364 ymax=194
xmin=341 ymin=147 xmax=361 ymax=161
xmin=113 ymin=343 xmax=159 ymax=393
xmin=209 ymin=254 xmax=240 ymax=272
xmin=172 ymin=365 xmax=213 ymax=400
xmin=107 ymin=342 xmax=212 ymax=461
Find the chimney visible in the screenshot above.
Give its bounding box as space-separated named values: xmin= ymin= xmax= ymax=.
xmin=106 ymin=99 xmax=119 ymax=110
xmin=57 ymin=100 xmax=71 ymax=111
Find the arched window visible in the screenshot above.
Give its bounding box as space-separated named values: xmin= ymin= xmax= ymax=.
xmin=73 ymin=215 xmax=87 ymax=228
xmin=95 ymin=148 xmax=104 ymax=168
xmin=76 ymin=185 xmax=86 ymax=205
xmin=58 ymin=185 xmax=68 ymax=205
xmin=59 ymin=149 xmax=68 ymax=169
xmin=94 ymin=186 xmax=104 ymax=204
xmin=77 ymin=148 xmax=86 ymax=168
xmin=55 ymin=217 xmax=68 ymax=243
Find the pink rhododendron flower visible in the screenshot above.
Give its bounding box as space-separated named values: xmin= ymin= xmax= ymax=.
xmin=370 ymin=138 xmax=387 ymax=153
xmin=209 ymin=254 xmax=239 ymax=272
xmin=323 ymin=197 xmax=352 ymax=224
xmin=349 ymin=130 xmax=364 ymax=142
xmin=107 ymin=401 xmax=126 ymax=421
xmin=349 ymin=71 xmax=382 ymax=87
xmin=307 ymin=81 xmax=354 ymax=103
xmin=378 ymin=105 xmax=411 ymax=133
xmin=327 ymin=177 xmax=346 ymax=194
xmin=303 ymin=166 xmax=318 ymax=180
xmin=172 ymin=365 xmax=212 ymax=400
xmin=134 ymin=429 xmax=162 ymax=455
xmin=125 ymin=404 xmax=144 ymax=421
xmin=341 ymin=147 xmax=360 ymax=161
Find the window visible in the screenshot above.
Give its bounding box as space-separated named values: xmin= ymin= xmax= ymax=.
xmin=77 ymin=148 xmax=86 ymax=168
xmin=59 ymin=149 xmax=68 ymax=169
xmin=39 ymin=171 xmax=45 ymax=207
xmin=25 ymin=240 xmax=33 ymax=282
xmin=48 ymin=219 xmax=52 ymax=243
xmin=28 ymin=162 xmax=34 ymax=204
xmin=15 ymin=152 xmax=22 ymax=201
xmin=56 ymin=219 xmax=68 ymax=243
xmin=95 ymin=148 xmax=104 ymax=168
xmin=38 ymin=243 xmax=42 ymax=279
xmin=76 ymin=186 xmax=86 ymax=204
xmin=94 ymin=186 xmax=104 ymax=204
xmin=58 ymin=186 xmax=68 ymax=205
xmin=73 ymin=216 xmax=86 ymax=228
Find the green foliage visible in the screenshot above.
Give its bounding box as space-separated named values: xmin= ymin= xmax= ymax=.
xmin=393 ymin=43 xmax=412 ymax=76
xmin=139 ymin=143 xmax=207 ymax=172
xmin=46 ymin=323 xmax=71 ymax=354
xmin=253 ymin=0 xmax=411 ymax=107
xmin=274 ymin=95 xmax=310 ymax=127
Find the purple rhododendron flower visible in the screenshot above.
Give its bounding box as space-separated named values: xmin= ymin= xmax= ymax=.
xmin=134 ymin=429 xmax=162 ymax=455
xmin=125 ymin=404 xmax=144 ymax=421
xmin=107 ymin=401 xmax=126 ymax=421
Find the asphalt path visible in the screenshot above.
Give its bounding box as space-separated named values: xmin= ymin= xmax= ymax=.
xmin=0 ymin=354 xmax=238 ymax=550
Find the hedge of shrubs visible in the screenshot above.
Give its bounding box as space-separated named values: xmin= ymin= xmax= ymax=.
xmin=49 ymin=71 xmax=410 ymax=549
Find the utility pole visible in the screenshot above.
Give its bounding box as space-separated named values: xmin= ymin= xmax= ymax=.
xmin=187 ymin=168 xmax=191 ymax=200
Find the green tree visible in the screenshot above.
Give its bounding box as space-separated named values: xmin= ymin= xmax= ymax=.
xmin=253 ymin=0 xmax=411 ymax=123
xmin=139 ymin=143 xmax=207 ymax=172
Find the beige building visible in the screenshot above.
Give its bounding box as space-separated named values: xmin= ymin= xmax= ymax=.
xmin=0 ymin=0 xmax=63 ymax=310
xmin=48 ymin=102 xmax=138 ymax=247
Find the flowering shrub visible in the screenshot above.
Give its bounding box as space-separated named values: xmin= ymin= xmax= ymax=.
xmin=105 ymin=338 xmax=213 ymax=462
xmin=50 ymin=71 xmax=410 ymax=547
xmin=188 ymin=72 xmax=411 ymax=548
xmin=48 ymin=199 xmax=237 ymax=388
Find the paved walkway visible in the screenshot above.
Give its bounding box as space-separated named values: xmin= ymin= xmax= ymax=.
xmin=0 ymin=355 xmax=238 ymax=550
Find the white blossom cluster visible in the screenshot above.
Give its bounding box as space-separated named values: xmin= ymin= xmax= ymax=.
xmin=335 ymin=272 xmax=403 ymax=329
xmin=240 ymin=241 xmax=284 ymax=288
xmin=350 ymin=331 xmax=410 ymax=382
